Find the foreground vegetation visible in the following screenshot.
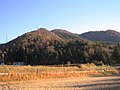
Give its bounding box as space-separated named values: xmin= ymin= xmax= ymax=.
xmin=0 ymin=64 xmax=119 ymax=82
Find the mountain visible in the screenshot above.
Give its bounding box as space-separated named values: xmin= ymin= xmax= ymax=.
xmin=0 ymin=28 xmax=66 ymax=65
xmin=0 ymin=28 xmax=90 ymax=65
xmin=80 ymin=30 xmax=120 ymax=43
xmin=52 ymin=29 xmax=84 ymax=41
xmin=6 ymin=28 xmax=84 ymax=46
xmin=5 ymin=28 xmax=63 ymax=46
xmin=0 ymin=28 xmax=119 ymax=65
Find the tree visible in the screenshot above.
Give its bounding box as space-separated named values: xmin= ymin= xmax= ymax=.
xmin=112 ymin=44 xmax=120 ymax=63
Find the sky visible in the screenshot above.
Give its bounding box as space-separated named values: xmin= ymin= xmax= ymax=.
xmin=0 ymin=0 xmax=120 ymax=44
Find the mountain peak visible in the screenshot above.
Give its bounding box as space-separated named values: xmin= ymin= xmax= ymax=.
xmin=52 ymin=29 xmax=83 ymax=41
xmin=32 ymin=28 xmax=49 ymax=34
xmin=52 ymin=29 xmax=72 ymax=34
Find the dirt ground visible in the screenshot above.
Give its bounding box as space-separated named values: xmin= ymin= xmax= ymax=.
xmin=0 ymin=74 xmax=120 ymax=90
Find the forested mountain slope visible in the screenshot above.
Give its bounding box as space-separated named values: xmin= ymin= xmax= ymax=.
xmin=0 ymin=28 xmax=120 ymax=65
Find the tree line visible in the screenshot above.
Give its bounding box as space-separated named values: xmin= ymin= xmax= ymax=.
xmin=0 ymin=38 xmax=120 ymax=65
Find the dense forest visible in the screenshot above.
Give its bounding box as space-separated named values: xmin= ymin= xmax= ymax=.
xmin=0 ymin=28 xmax=120 ymax=65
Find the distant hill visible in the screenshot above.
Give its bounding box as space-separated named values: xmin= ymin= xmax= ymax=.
xmin=52 ymin=29 xmax=84 ymax=41
xmin=80 ymin=30 xmax=120 ymax=43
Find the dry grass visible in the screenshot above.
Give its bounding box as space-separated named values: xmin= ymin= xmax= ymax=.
xmin=0 ymin=75 xmax=120 ymax=90
xmin=0 ymin=64 xmax=119 ymax=82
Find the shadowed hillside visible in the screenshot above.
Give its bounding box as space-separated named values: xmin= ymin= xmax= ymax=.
xmin=80 ymin=30 xmax=120 ymax=43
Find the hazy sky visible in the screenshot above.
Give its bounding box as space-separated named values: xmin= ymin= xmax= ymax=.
xmin=0 ymin=0 xmax=120 ymax=43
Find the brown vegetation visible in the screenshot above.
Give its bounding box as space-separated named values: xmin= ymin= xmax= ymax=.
xmin=0 ymin=64 xmax=119 ymax=82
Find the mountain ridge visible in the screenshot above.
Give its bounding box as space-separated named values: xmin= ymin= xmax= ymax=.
xmin=51 ymin=29 xmax=84 ymax=41
xmin=79 ymin=29 xmax=120 ymax=43
xmin=2 ymin=29 xmax=120 ymax=45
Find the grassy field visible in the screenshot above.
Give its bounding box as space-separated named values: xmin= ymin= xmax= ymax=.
xmin=0 ymin=63 xmax=119 ymax=82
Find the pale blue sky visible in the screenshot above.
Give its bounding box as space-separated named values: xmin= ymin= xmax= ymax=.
xmin=0 ymin=0 xmax=120 ymax=43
